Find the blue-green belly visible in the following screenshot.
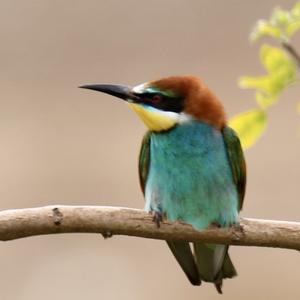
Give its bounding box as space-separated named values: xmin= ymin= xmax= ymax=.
xmin=145 ymin=121 xmax=238 ymax=229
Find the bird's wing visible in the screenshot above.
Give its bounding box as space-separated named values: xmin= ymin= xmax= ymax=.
xmin=222 ymin=125 xmax=246 ymax=210
xmin=138 ymin=131 xmax=151 ymax=194
xmin=193 ymin=126 xmax=245 ymax=293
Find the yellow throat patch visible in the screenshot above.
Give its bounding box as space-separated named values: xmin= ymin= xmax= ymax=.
xmin=128 ymin=103 xmax=178 ymax=132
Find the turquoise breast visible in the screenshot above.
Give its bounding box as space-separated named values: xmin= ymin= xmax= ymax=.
xmin=145 ymin=121 xmax=239 ymax=229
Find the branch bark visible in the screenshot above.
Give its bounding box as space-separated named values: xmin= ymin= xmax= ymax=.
xmin=0 ymin=205 xmax=299 ymax=250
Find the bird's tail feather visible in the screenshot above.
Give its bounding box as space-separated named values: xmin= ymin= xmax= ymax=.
xmin=166 ymin=241 xmax=201 ymax=286
xmin=193 ymin=243 xmax=237 ymax=294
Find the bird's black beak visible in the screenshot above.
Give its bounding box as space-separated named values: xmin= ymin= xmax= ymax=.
xmin=79 ymin=84 xmax=140 ymax=102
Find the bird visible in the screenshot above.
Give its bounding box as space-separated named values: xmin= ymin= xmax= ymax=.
xmin=80 ymin=75 xmax=246 ymax=293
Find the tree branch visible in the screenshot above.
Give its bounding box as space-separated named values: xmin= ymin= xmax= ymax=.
xmin=282 ymin=42 xmax=300 ymax=68
xmin=0 ymin=205 xmax=299 ymax=250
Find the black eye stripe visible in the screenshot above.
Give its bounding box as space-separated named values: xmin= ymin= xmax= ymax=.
xmin=135 ymin=92 xmax=184 ymax=113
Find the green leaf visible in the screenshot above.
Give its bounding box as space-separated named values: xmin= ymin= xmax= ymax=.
xmin=286 ymin=20 xmax=300 ymax=36
xmin=291 ymin=2 xmax=300 ymax=18
xmin=239 ymin=75 xmax=278 ymax=96
xmin=260 ymin=45 xmax=293 ymax=73
xmin=297 ymin=102 xmax=300 ymax=115
xmin=228 ymin=109 xmax=267 ymax=150
xmin=271 ymin=8 xmax=291 ymax=26
xmin=239 ymin=45 xmax=295 ymax=102
xmin=250 ymin=20 xmax=282 ymax=42
xmin=239 ymin=74 xmax=292 ymax=98
xmin=255 ymin=91 xmax=278 ymax=109
xmin=270 ymin=65 xmax=296 ymax=90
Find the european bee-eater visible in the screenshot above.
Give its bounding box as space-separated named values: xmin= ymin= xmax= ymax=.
xmin=80 ymin=75 xmax=246 ymax=293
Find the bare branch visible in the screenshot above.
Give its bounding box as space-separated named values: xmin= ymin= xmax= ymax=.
xmin=0 ymin=205 xmax=299 ymax=250
xmin=282 ymin=42 xmax=300 ymax=68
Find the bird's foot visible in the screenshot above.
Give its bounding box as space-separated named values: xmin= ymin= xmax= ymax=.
xmin=101 ymin=231 xmax=113 ymax=239
xmin=210 ymin=221 xmax=221 ymax=229
xmin=152 ymin=211 xmax=163 ymax=228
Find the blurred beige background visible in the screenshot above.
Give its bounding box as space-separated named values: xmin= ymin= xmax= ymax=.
xmin=0 ymin=0 xmax=300 ymax=299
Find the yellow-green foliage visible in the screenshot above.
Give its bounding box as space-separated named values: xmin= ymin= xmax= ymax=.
xmin=251 ymin=2 xmax=300 ymax=42
xmin=229 ymin=110 xmax=267 ymax=150
xmin=229 ymin=2 xmax=300 ymax=150
xmin=239 ymin=45 xmax=295 ymax=109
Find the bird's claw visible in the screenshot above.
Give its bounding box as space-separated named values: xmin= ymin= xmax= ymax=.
xmin=102 ymin=231 xmax=113 ymax=239
xmin=152 ymin=211 xmax=163 ymax=228
xmin=210 ymin=221 xmax=221 ymax=228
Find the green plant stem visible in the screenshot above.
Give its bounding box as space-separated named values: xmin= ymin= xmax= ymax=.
xmin=282 ymin=42 xmax=300 ymax=68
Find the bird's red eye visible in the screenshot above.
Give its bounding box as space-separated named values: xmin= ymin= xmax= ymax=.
xmin=152 ymin=94 xmax=162 ymax=104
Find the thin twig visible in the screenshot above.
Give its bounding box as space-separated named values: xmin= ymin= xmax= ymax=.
xmin=282 ymin=42 xmax=300 ymax=68
xmin=0 ymin=205 xmax=299 ymax=250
